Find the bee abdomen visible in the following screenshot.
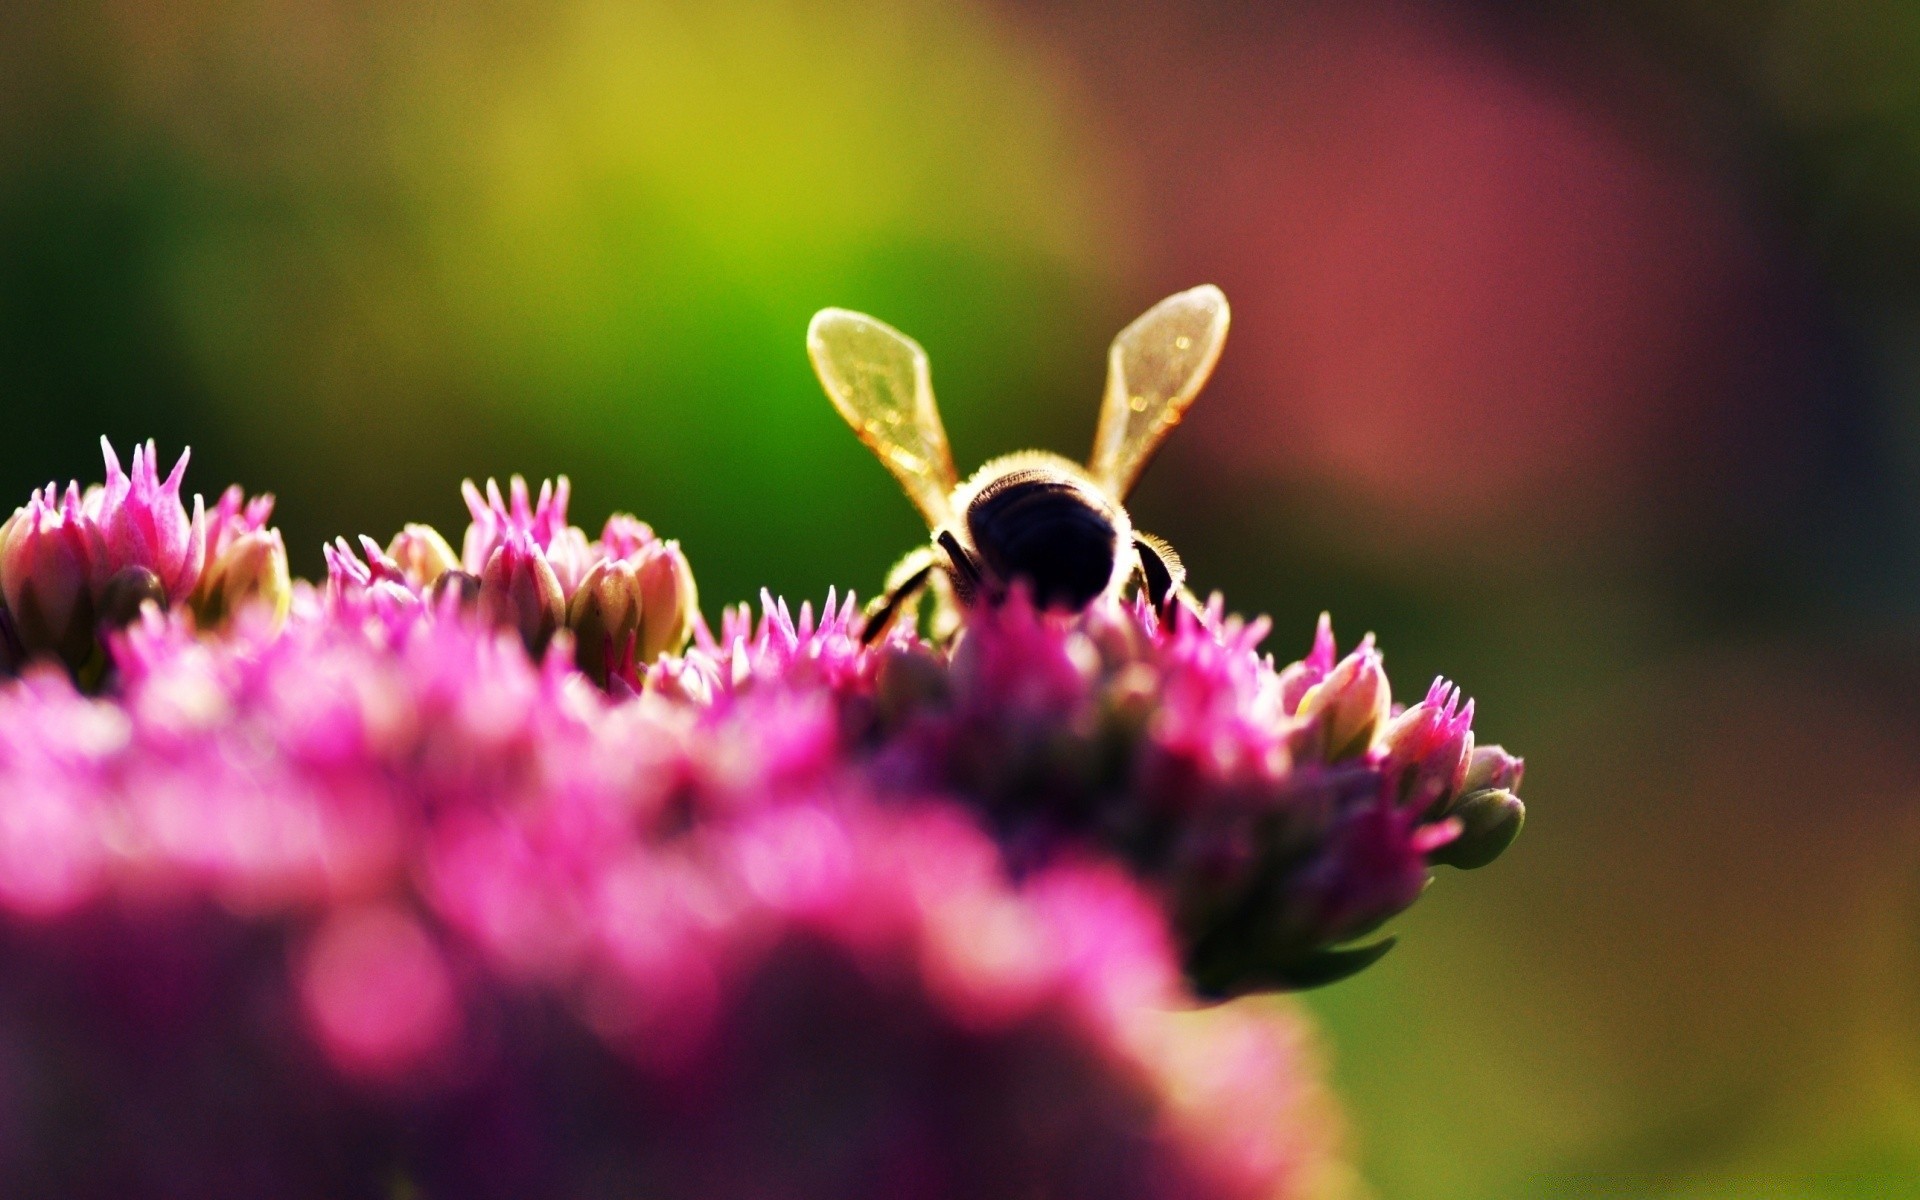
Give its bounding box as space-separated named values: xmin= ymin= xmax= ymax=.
xmin=966 ymin=469 xmax=1119 ymax=611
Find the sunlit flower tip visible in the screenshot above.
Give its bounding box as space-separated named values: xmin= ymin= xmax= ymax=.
xmin=1425 ymin=788 xmax=1525 ymax=870
xmin=0 ymin=486 xmax=96 ymax=668
xmin=1275 ymin=612 xmax=1338 ymax=715
xmin=1380 ymin=677 xmax=1475 ymax=814
xmin=596 ymin=513 xmax=657 ymax=562
xmin=1293 ymin=634 xmax=1390 ymax=761
xmin=89 ymin=438 xmax=205 ymax=605
xmin=1461 ymin=743 xmax=1525 ymax=795
xmin=632 ymin=540 xmax=698 ymax=662
xmin=192 ymin=528 xmax=292 ymax=631
xmin=479 ymin=531 xmax=566 ymax=653
xmin=565 ymin=558 xmax=644 ymax=687
xmin=385 ymin=523 xmax=461 ymax=590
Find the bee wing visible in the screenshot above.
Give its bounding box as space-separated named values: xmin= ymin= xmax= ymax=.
xmin=808 ymin=308 xmax=959 ymax=529
xmin=1088 ymin=285 xmax=1230 ymax=499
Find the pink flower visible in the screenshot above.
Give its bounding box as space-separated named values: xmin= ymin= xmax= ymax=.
xmin=1380 ymin=676 xmax=1476 ymax=815
xmin=461 ymin=474 xmax=595 ymax=592
xmin=0 ymin=451 xmax=1528 ymax=1195
xmin=0 ymin=605 xmax=1345 ymax=1197
xmin=1292 ymin=631 xmax=1391 ymax=762
xmin=86 ymin=438 xmax=205 ymax=605
xmin=479 ymin=529 xmax=567 ymax=653
xmin=1 ymin=484 xmax=98 ymax=668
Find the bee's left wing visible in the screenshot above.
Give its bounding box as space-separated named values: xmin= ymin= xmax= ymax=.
xmin=1088 ymin=285 xmax=1230 ymax=499
xmin=809 ymin=308 xmax=959 ymax=529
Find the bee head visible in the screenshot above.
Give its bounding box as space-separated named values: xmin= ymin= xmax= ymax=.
xmin=960 ymin=457 xmax=1127 ymax=612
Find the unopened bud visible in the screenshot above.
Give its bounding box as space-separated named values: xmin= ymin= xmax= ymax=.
xmin=1461 ymin=744 xmax=1525 ymax=795
xmin=479 ymin=535 xmax=565 ymax=654
xmin=385 ymin=524 xmax=460 ymax=590
xmin=430 ymin=569 xmax=482 ymax=609
xmin=598 ymin=513 xmax=657 ymax=562
xmin=1427 ymin=788 xmax=1524 ymax=870
xmin=1 ymin=489 xmax=97 ymax=669
xmin=566 ymin=558 xmax=644 ymax=687
xmin=97 ymin=566 xmax=166 ymax=630
xmin=633 ymin=541 xmax=697 ymax=662
xmin=193 ymin=529 xmax=292 ymax=630
xmin=1294 ymin=636 xmax=1391 ymax=761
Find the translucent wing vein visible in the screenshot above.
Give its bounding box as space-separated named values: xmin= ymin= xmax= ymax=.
xmin=808 ymin=309 xmax=959 ymax=529
xmin=1090 ymin=285 xmax=1230 ymax=499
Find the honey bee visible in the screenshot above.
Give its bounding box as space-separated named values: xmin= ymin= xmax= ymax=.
xmin=808 ymin=285 xmax=1229 ymax=643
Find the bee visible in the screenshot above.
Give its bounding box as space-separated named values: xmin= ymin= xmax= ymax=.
xmin=807 ymin=285 xmax=1229 ymax=643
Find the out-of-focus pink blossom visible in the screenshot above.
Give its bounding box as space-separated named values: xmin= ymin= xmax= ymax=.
xmin=0 ymin=605 xmax=1345 ymax=1197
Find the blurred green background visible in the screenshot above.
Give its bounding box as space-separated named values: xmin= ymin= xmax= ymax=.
xmin=8 ymin=0 xmax=1920 ymax=1194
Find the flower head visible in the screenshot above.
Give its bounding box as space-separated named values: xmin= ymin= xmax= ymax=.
xmin=0 ymin=450 xmax=1526 ymax=1195
xmin=0 ymin=605 xmax=1345 ymax=1197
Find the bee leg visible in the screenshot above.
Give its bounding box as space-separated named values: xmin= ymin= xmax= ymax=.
xmin=860 ymin=545 xmax=939 ymax=645
xmin=935 ymin=529 xmax=987 ymax=607
xmin=1132 ymin=532 xmax=1186 ymax=610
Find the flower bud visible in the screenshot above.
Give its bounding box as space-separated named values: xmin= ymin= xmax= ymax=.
xmin=566 ymin=558 xmax=644 ymax=687
xmin=479 ymin=534 xmax=565 ymax=654
xmin=633 ymin=541 xmax=697 ymax=662
xmin=1380 ymin=678 xmax=1474 ymax=815
xmin=1 ymin=487 xmax=97 ymax=669
xmin=1461 ymin=744 xmax=1525 ymax=795
xmin=1427 ymin=788 xmax=1524 ymax=870
xmin=88 ymin=439 xmax=205 ymax=605
xmin=1274 ymin=612 xmax=1337 ymax=716
xmin=193 ymin=529 xmax=292 ymax=631
xmin=430 ymin=569 xmax=483 ymax=610
xmin=1293 ymin=635 xmax=1390 ymax=761
xmin=97 ymin=566 xmax=166 ymax=630
xmin=385 ymin=524 xmax=460 ymax=591
xmin=597 ymin=513 xmax=657 ymax=562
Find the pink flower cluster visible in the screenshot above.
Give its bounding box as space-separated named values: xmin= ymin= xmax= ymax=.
xmin=0 ymin=439 xmax=288 ymax=680
xmin=324 ymin=473 xmax=696 ymax=684
xmin=0 ymin=443 xmax=1525 ymax=1196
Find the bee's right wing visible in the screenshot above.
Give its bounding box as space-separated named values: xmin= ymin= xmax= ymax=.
xmin=808 ymin=309 xmax=959 ymax=530
xmin=1089 ymin=285 xmax=1230 ymax=499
